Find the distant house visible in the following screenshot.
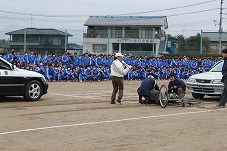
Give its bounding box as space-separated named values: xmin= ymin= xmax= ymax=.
xmin=67 ymin=43 xmax=83 ymax=55
xmin=5 ymin=28 xmax=73 ymax=54
xmin=203 ymin=32 xmax=227 ymax=52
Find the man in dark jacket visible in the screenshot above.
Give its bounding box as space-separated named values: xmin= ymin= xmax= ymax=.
xmin=168 ymin=72 xmax=186 ymax=99
xmin=217 ymin=49 xmax=227 ymax=108
xmin=137 ymin=75 xmax=159 ymax=104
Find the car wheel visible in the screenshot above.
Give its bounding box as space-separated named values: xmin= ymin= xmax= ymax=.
xmin=192 ymin=93 xmax=205 ymax=99
xmin=24 ymin=80 xmax=43 ymax=101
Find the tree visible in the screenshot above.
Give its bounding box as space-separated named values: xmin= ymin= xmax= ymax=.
xmin=185 ymin=33 xmax=210 ymax=52
xmin=175 ymin=34 xmax=186 ymax=52
xmin=168 ymin=33 xmax=210 ymax=53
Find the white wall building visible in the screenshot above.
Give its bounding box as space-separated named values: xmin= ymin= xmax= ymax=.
xmin=83 ymin=16 xmax=168 ymax=56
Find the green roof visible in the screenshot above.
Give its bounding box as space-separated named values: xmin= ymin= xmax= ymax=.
xmin=5 ymin=28 xmax=73 ymax=36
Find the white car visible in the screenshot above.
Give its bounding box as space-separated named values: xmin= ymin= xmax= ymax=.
xmin=187 ymin=60 xmax=223 ymax=99
xmin=0 ymin=57 xmax=48 ymax=101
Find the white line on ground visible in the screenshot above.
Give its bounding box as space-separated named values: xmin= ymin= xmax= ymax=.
xmin=125 ymin=101 xmax=139 ymax=104
xmin=50 ymin=93 xmax=138 ymax=100
xmin=50 ymin=93 xmax=100 ymax=100
xmin=0 ymin=108 xmax=226 ymax=136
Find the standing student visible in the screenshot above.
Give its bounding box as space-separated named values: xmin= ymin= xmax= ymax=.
xmin=110 ymin=53 xmax=132 ymax=104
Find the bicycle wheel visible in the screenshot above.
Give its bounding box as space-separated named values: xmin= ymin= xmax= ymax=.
xmin=159 ymin=85 xmax=169 ymax=108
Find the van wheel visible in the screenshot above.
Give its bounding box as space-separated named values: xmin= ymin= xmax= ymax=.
xmin=192 ymin=93 xmax=205 ymax=99
xmin=24 ymin=80 xmax=43 ymax=101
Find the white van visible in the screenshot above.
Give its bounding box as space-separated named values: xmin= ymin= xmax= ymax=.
xmin=0 ymin=57 xmax=48 ymax=101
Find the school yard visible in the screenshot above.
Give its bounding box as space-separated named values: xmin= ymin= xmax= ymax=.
xmin=0 ymin=80 xmax=227 ymax=151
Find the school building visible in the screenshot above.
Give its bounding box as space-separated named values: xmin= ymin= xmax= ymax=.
xmin=83 ymin=16 xmax=168 ymax=56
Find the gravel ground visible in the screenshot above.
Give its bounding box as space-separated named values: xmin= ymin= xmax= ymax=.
xmin=0 ymin=80 xmax=226 ymax=151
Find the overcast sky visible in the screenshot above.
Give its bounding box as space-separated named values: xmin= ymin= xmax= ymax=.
xmin=0 ymin=0 xmax=226 ymax=44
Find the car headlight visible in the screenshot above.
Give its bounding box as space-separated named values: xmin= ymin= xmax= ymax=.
xmin=188 ymin=77 xmax=196 ymax=83
xmin=212 ymin=79 xmax=222 ymax=84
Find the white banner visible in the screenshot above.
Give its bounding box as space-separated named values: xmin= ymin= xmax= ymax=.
xmin=116 ymin=39 xmax=154 ymax=43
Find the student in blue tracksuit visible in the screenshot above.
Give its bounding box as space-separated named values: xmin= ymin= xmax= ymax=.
xmin=8 ymin=49 xmax=14 ymax=63
xmin=103 ymin=65 xmax=110 ymax=80
xmin=71 ymin=68 xmax=78 ymax=81
xmin=53 ymin=67 xmax=61 ymax=82
xmin=102 ymin=55 xmax=108 ymax=67
xmin=92 ymin=65 xmax=101 ymax=81
xmin=43 ymin=64 xmax=54 ymax=81
xmin=45 ymin=53 xmax=52 ymax=64
xmin=107 ymin=56 xmax=113 ymax=67
xmin=84 ymin=65 xmax=93 ymax=81
xmin=83 ymin=53 xmax=91 ymax=68
xmin=34 ymin=54 xmax=39 ymax=65
xmin=97 ymin=55 xmax=103 ymax=67
xmin=62 ymin=51 xmax=70 ymax=67
xmin=138 ymin=66 xmax=146 ymax=80
xmin=77 ymin=65 xmax=85 ymax=82
xmin=91 ymin=54 xmax=98 ymax=67
xmin=28 ymin=50 xmax=36 ymax=65
xmin=1 ymin=52 xmax=8 ymax=61
xmin=181 ymin=69 xmax=190 ymax=80
xmin=128 ymin=68 xmax=138 ymax=80
xmin=40 ymin=54 xmax=47 ymax=64
xmin=51 ymin=54 xmax=59 ymax=66
xmin=73 ymin=53 xmax=80 ymax=68
xmin=22 ymin=52 xmax=29 ymax=67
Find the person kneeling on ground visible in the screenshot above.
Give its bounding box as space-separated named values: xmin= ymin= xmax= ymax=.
xmin=137 ymin=75 xmax=160 ymax=104
xmin=168 ymin=72 xmax=186 ymax=99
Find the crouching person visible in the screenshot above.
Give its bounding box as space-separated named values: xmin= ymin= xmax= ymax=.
xmin=168 ymin=72 xmax=186 ymax=99
xmin=137 ymin=75 xmax=160 ymax=104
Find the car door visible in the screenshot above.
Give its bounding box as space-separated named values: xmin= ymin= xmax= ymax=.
xmin=0 ymin=59 xmax=23 ymax=95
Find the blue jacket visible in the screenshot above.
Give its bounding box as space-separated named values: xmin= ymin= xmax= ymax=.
xmin=137 ymin=78 xmax=156 ymax=97
xmin=222 ymin=58 xmax=227 ymax=79
xmin=168 ymin=78 xmax=186 ymax=93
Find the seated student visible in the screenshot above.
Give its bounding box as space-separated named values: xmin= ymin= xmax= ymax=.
xmin=137 ymin=75 xmax=159 ymax=104
xmin=168 ymin=72 xmax=186 ymax=99
xmin=91 ymin=65 xmax=101 ymax=81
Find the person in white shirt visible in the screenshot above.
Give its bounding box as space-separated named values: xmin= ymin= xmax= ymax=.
xmin=110 ymin=53 xmax=132 ymax=104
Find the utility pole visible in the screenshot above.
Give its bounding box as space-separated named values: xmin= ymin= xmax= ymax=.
xmin=107 ymin=28 xmax=110 ymax=54
xmin=218 ymin=0 xmax=224 ymax=53
xmin=200 ymin=30 xmax=203 ymax=54
xmin=65 ymin=30 xmax=67 ymax=52
xmin=152 ymin=28 xmax=155 ymax=57
xmin=24 ymin=29 xmax=26 ymax=53
xmin=30 ymin=14 xmax=33 ymax=28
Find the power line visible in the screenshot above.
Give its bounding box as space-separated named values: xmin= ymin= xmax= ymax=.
xmin=167 ymin=8 xmax=219 ymax=17
xmin=0 ymin=10 xmax=88 ymax=18
xmin=109 ymin=0 xmax=218 ymax=16
xmin=0 ymin=0 xmax=219 ymax=18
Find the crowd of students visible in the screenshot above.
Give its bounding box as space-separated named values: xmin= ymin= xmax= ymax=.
xmin=0 ymin=49 xmax=220 ymax=82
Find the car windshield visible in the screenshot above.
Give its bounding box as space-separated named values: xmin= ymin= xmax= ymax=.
xmin=210 ymin=61 xmax=223 ymax=72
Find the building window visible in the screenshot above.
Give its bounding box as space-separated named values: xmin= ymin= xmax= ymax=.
xmin=125 ymin=29 xmax=139 ymax=38
xmin=210 ymin=45 xmax=217 ymax=51
xmin=141 ymin=30 xmax=152 ymax=39
xmin=93 ymin=44 xmax=107 ymax=52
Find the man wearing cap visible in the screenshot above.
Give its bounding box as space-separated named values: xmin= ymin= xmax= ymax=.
xmin=110 ymin=53 xmax=132 ymax=104
xmin=217 ymin=49 xmax=227 ymax=108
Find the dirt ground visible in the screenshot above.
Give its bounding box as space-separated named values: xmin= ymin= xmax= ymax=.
xmin=0 ymin=80 xmax=227 ymax=151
